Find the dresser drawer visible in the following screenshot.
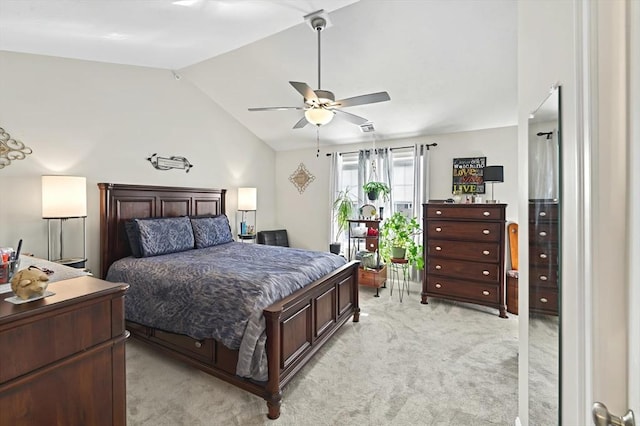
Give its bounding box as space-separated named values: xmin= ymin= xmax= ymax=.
xmin=0 ymin=299 xmax=112 ymax=384
xmin=427 ymin=221 xmax=502 ymax=242
xmin=530 ymin=265 xmax=559 ymax=287
xmin=529 ymin=203 xmax=558 ymax=222
xmin=426 ymin=276 xmax=500 ymax=304
xmin=529 ymin=223 xmax=558 ymax=243
xmin=529 ymin=244 xmax=559 ymax=266
xmin=426 ymin=205 xmax=504 ymax=221
xmin=427 ymin=258 xmax=500 ymax=283
xmin=428 ymin=239 xmax=500 ymax=263
xmin=530 ymin=287 xmax=559 ymax=314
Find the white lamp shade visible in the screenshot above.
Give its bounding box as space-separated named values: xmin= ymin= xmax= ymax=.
xmin=304 ymin=108 xmax=334 ymax=126
xmin=42 ymin=176 xmax=87 ymax=218
xmin=238 ymin=187 xmax=257 ymax=211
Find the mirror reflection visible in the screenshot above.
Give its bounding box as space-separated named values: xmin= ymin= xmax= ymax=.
xmin=528 ymin=85 xmax=561 ymax=425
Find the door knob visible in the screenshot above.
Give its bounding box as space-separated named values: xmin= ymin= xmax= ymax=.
xmin=593 ymin=402 xmax=636 ymax=426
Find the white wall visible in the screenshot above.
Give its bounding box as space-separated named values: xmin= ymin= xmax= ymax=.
xmin=275 ymin=126 xmax=518 ymax=252
xmin=0 ymin=51 xmax=277 ymax=275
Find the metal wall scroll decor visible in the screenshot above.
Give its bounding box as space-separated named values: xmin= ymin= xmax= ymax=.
xmin=0 ymin=127 xmax=33 ymax=170
xmin=147 ymin=153 xmax=193 ymax=173
xmin=289 ymin=162 xmax=315 ymax=194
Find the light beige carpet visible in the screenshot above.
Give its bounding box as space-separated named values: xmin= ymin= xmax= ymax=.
xmin=126 ymin=284 xmax=521 ymax=426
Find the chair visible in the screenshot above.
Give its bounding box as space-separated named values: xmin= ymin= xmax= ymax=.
xmin=506 ymin=223 xmax=518 ymax=314
xmin=257 ymin=229 xmax=289 ymax=247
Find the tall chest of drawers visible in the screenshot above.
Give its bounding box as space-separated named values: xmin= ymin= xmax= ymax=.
xmin=529 ymin=200 xmax=559 ymax=315
xmin=422 ymin=203 xmax=507 ymax=318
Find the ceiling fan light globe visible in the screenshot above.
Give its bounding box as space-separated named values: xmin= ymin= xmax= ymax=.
xmin=305 ymin=108 xmax=334 ymax=126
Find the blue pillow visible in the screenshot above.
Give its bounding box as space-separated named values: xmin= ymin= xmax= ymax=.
xmin=134 ymin=216 xmax=195 ymax=257
xmin=124 ymin=220 xmax=143 ymax=258
xmin=190 ymin=215 xmax=233 ymax=248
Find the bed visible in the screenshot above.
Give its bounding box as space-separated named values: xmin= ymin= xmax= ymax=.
xmin=98 ymin=183 xmax=360 ymax=419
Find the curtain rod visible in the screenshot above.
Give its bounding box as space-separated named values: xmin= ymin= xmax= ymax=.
xmin=324 ymin=142 xmax=438 ymax=157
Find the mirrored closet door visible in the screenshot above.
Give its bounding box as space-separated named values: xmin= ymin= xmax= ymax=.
xmin=528 ymin=85 xmax=561 ymax=426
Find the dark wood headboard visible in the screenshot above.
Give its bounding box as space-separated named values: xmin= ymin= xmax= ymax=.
xmin=98 ymin=183 xmax=226 ymax=278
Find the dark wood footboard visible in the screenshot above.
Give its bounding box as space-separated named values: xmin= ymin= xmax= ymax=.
xmin=126 ymin=260 xmax=359 ymax=419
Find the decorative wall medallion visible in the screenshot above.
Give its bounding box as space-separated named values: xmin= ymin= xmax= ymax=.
xmin=289 ymin=163 xmax=315 ymax=194
xmin=147 ymin=153 xmax=193 ymax=173
xmin=0 ymin=127 xmax=33 ymax=170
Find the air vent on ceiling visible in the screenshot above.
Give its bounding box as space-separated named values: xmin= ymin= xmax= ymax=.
xmin=359 ymin=122 xmax=375 ymax=133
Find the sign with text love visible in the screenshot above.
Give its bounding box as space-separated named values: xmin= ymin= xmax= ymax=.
xmin=452 ymin=156 xmax=486 ymax=194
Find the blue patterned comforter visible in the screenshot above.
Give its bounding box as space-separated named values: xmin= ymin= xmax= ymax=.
xmin=106 ymin=242 xmax=347 ymax=380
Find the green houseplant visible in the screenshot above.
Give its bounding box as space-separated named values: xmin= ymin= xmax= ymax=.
xmin=362 ymin=181 xmax=390 ymax=202
xmin=330 ymin=187 xmax=356 ymax=254
xmin=379 ymin=212 xmax=424 ymax=269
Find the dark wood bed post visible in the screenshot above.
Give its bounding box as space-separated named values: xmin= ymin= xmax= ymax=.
xmin=264 ymin=309 xmax=282 ymax=419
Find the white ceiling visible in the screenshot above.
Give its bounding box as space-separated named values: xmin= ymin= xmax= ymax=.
xmin=0 ymin=0 xmax=517 ymax=152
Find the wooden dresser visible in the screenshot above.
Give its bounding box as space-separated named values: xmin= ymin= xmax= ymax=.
xmin=422 ymin=203 xmax=507 ymax=318
xmin=0 ymin=276 xmax=129 ymax=426
xmin=529 ymin=200 xmax=559 ymax=315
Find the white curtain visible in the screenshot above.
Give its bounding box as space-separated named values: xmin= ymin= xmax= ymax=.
xmin=529 ymin=128 xmax=559 ymax=200
xmin=328 ymin=152 xmax=342 ymax=243
xmin=410 ymin=144 xmax=432 ymax=280
xmin=412 ymin=144 xmax=431 ymax=217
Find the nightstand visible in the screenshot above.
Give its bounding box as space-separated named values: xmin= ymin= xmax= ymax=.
xmin=238 ymin=234 xmax=257 ymax=243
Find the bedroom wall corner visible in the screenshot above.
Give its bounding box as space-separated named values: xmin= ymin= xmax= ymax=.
xmin=0 ymin=51 xmax=277 ymax=274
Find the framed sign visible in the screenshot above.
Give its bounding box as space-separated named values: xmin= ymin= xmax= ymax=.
xmin=452 ymin=156 xmax=486 ymax=194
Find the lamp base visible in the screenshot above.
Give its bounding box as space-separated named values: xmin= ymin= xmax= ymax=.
xmin=485 ymin=199 xmax=499 ymax=204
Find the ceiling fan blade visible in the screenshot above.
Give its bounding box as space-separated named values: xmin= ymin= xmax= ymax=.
xmin=333 ymin=91 xmax=391 ymax=108
xmin=248 ymin=106 xmax=303 ymax=111
xmin=292 ymin=116 xmax=308 ymax=129
xmin=333 ymin=109 xmax=369 ymax=125
xmin=290 ymin=81 xmax=318 ymax=101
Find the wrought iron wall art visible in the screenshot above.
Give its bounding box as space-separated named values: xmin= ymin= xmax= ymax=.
xmin=0 ymin=127 xmax=33 ymax=170
xmin=289 ymin=162 xmax=315 ymax=194
xmin=147 ymin=153 xmax=193 ymax=173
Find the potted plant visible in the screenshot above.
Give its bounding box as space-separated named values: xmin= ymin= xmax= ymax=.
xmin=330 ymin=187 xmax=356 ymax=255
xmin=362 ymin=181 xmax=390 ymax=202
xmin=379 ymin=212 xmax=424 ymax=269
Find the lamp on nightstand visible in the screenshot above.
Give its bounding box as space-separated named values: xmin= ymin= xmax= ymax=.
xmin=483 ymin=166 xmax=504 ymax=204
xmin=237 ymin=187 xmax=257 ymax=238
xmin=42 ymin=176 xmax=87 ymax=268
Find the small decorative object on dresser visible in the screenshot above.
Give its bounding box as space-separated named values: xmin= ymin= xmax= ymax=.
xmin=9 ymin=267 xmax=50 ymax=300
xmin=529 ymin=200 xmax=559 ymax=315
xmin=422 ymin=202 xmax=507 ymax=318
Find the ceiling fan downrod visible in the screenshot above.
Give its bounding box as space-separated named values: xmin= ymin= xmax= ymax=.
xmin=311 ymin=16 xmax=326 ymax=90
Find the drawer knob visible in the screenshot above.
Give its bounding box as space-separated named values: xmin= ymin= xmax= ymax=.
xmin=539 ymin=211 xmax=547 ymax=217
xmin=540 ymin=297 xmax=548 ymax=303
xmin=482 ymin=290 xmax=490 ymax=296
xmin=482 ymin=229 xmax=490 ymax=235
xmin=436 ymin=210 xmax=442 ymax=215
xmin=195 ymin=341 xmax=203 ymax=348
xmin=435 ymin=246 xmax=442 ymax=251
xmin=539 ymin=231 xmax=547 ymax=237
xmin=482 ymin=270 xmax=490 ymax=276
xmin=435 ymin=227 xmax=442 ymax=232
xmin=482 ymin=250 xmax=490 ymax=255
xmin=483 ymin=211 xmax=490 ymax=216
xmin=540 ymin=275 xmax=548 ymax=281
xmin=539 ymin=253 xmax=548 ymax=259
xmin=435 ymin=283 xmax=442 ymax=289
xmin=435 ymin=265 xmax=442 ymax=270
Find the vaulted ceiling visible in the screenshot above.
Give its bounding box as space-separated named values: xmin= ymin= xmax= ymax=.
xmin=0 ymin=0 xmax=517 ymax=151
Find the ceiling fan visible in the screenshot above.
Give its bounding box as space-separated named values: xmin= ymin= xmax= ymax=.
xmin=248 ymin=10 xmax=390 ymax=129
